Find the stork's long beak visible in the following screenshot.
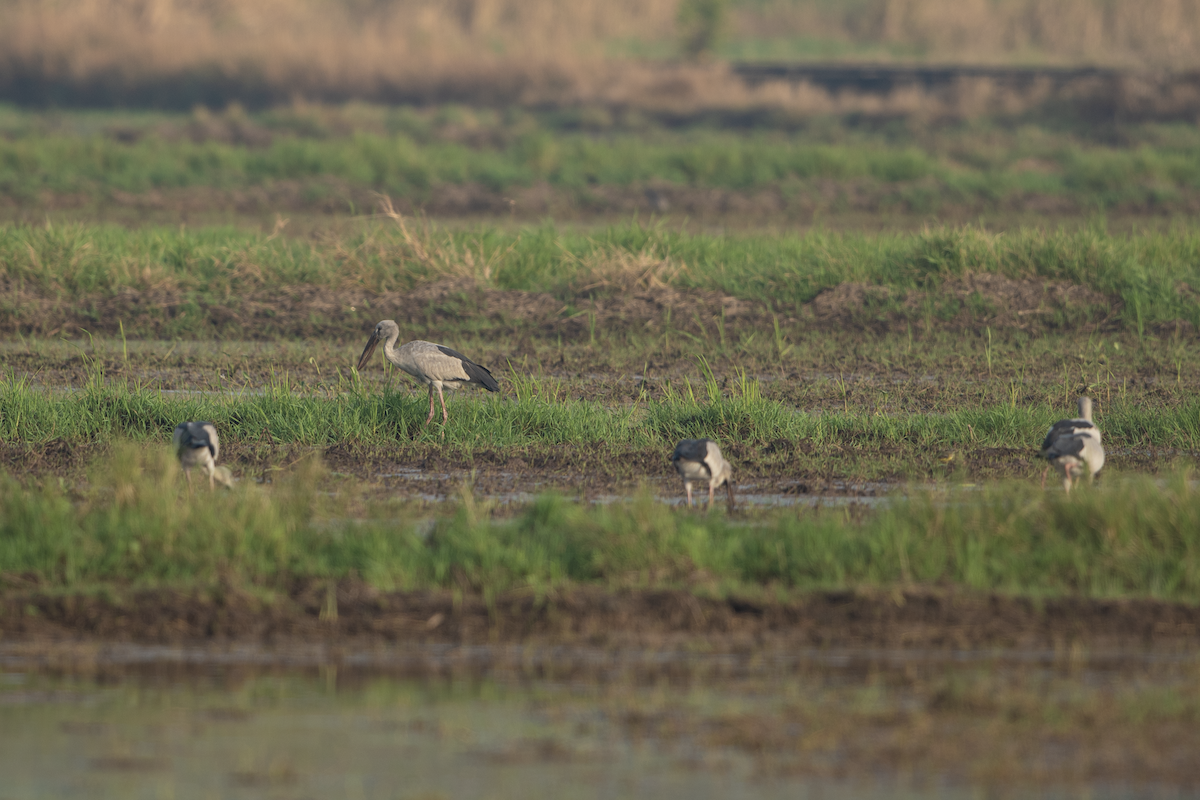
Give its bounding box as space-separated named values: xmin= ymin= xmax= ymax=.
xmin=356 ymin=331 xmax=380 ymax=371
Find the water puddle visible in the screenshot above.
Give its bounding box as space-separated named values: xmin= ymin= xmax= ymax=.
xmin=367 ymin=468 xmax=904 ymax=507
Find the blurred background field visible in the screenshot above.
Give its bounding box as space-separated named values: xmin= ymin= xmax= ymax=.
xmin=5 ymin=0 xmax=1200 ymax=230
xmin=9 ymin=104 xmax=1200 ymax=229
xmin=7 ymin=0 xmax=1200 ymax=109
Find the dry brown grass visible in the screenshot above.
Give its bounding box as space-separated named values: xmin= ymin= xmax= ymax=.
xmin=734 ymin=0 xmax=1200 ymax=69
xmin=3 ymin=0 xmax=1200 ymax=117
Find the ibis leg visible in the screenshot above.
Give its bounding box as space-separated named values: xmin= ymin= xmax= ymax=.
xmin=684 ymin=482 xmax=693 ymax=507
xmin=708 ymin=484 xmax=715 ymax=508
xmin=1040 ymin=466 xmax=1049 ymax=489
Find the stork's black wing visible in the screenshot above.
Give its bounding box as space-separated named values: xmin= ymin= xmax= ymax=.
xmin=1040 ymin=419 xmax=1094 ymax=453
xmin=1044 ymin=434 xmax=1087 ymax=460
xmin=671 ymin=438 xmax=714 ymax=468
xmin=437 ymin=346 xmax=500 ymax=392
xmin=175 ymin=421 xmax=218 ymax=458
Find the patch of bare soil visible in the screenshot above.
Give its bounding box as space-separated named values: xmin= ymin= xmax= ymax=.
xmin=11 ymin=179 xmax=1200 ymax=223
xmin=0 ymin=278 xmax=760 ymax=341
xmin=1 ymin=273 xmax=1138 ymax=342
xmin=0 ymin=440 xmax=104 ymax=475
xmin=0 ymin=436 xmax=1065 ymax=500
xmin=3 ymin=581 xmax=1198 ymax=656
xmin=806 ymin=273 xmax=1124 ymax=332
xmin=9 ymin=435 xmax=1195 ymax=501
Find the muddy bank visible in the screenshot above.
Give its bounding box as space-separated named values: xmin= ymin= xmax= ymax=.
xmin=4 ymin=582 xmax=1199 ymax=656
xmin=3 ymin=434 xmax=1189 ymax=500
xmin=1 ymin=273 xmax=1132 ymax=342
xmin=0 ymin=436 xmax=1052 ymax=499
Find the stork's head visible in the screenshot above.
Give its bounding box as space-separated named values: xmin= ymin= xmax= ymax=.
xmin=213 ymin=466 xmax=235 ymax=490
xmin=357 ymin=320 xmax=400 ymax=371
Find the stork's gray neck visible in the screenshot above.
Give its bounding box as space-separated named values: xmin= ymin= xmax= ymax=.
xmin=382 ymin=328 xmax=402 ymax=365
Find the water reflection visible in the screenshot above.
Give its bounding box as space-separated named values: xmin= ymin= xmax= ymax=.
xmin=1 ymin=642 xmax=1196 ymax=800
xmin=0 ymin=670 xmax=931 ymax=800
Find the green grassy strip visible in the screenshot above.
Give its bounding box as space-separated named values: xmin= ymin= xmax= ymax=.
xmin=4 ymin=446 xmax=1199 ymax=602
xmin=4 ymin=221 xmax=1200 ymax=331
xmin=0 ymin=130 xmax=946 ymax=196
xmin=4 ymin=119 xmax=1200 ymax=210
xmin=4 ymin=373 xmax=1199 ymax=451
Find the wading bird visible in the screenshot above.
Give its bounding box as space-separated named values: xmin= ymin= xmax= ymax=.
xmin=671 ymin=438 xmax=736 ymax=508
xmin=1039 ymin=396 xmax=1105 ymax=492
xmin=356 ymin=320 xmax=500 ymax=425
xmin=173 ymin=421 xmax=234 ymax=490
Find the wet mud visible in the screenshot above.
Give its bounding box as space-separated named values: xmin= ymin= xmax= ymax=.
xmin=4 ymin=582 xmax=1199 ymax=658
xmin=0 ymin=435 xmax=1088 ymax=501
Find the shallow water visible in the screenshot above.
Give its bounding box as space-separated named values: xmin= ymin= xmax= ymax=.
xmin=2 ymin=643 xmax=1196 ymax=800
xmin=0 ymin=670 xmax=934 ymax=800
xmin=368 ymin=467 xmax=900 ymax=507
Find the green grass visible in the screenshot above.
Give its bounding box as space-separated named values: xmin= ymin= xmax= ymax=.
xmin=3 ymin=370 xmax=1199 ymax=455
xmin=4 ymin=444 xmax=1200 ymax=602
xmin=5 ymin=220 xmax=1200 ymax=338
xmin=6 ymin=104 xmax=1200 ymax=212
xmin=0 ymin=127 xmax=952 ymax=197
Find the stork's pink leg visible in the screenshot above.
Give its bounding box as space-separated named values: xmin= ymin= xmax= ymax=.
xmin=436 ymin=384 xmax=449 ymax=424
xmin=685 ymin=482 xmax=693 ymax=507
xmin=708 ymin=484 xmax=715 ymax=507
xmin=425 ymin=385 xmax=436 ymax=424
